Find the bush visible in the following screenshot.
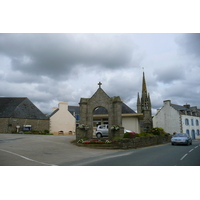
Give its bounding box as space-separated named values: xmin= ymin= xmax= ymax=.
xmin=139 ymin=132 xmax=152 ymax=137
xmin=147 ymin=127 xmax=166 ymax=135
xmin=113 ymin=136 xmax=123 ymax=141
xmin=124 ymin=132 xmax=137 ymax=138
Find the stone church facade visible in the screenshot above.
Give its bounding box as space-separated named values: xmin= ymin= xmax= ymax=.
xmin=76 ymin=83 xmax=124 ymax=140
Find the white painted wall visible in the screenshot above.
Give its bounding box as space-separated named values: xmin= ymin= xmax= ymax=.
xmin=153 ymin=100 xmax=181 ymax=134
xmin=122 ymin=117 xmax=141 ymax=133
xmin=50 ymin=102 xmax=75 ymax=135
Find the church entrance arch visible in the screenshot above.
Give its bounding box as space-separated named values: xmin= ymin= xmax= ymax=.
xmin=93 ymin=106 xmax=109 ymax=138
xmin=76 ymin=83 xmax=124 ymax=140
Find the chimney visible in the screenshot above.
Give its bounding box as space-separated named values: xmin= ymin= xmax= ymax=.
xmin=183 ymin=104 xmax=190 ymax=109
xmin=164 ymin=100 xmax=171 ymax=106
xmin=59 ymin=102 xmax=68 ymax=111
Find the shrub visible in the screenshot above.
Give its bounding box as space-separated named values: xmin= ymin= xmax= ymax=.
xmin=113 ymin=136 xmax=123 ymax=141
xmin=139 ymin=132 xmax=151 ymax=137
xmin=44 ymin=129 xmax=49 ymax=133
xmin=124 ymin=132 xmax=137 ymax=138
xmin=147 ymin=127 xmax=166 ymax=135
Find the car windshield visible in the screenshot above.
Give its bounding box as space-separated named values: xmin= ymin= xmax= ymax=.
xmin=174 ymin=133 xmax=187 ymax=137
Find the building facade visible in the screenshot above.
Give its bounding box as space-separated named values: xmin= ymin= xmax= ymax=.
xmin=50 ymin=102 xmax=76 ymax=135
xmin=153 ymin=100 xmax=200 ymax=139
xmin=0 ymin=97 xmax=49 ymax=133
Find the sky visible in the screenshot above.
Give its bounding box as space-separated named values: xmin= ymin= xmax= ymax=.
xmin=1 ymin=33 xmax=200 ymax=115
xmin=1 ymin=1 xmax=200 ymax=116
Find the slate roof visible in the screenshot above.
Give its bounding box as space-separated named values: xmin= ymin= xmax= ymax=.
xmin=68 ymin=103 xmax=136 ymax=115
xmin=171 ymin=103 xmax=200 ymax=117
xmin=68 ymin=106 xmax=80 ymax=115
xmin=0 ymin=97 xmax=48 ymax=119
xmin=171 ymin=104 xmax=189 ymax=111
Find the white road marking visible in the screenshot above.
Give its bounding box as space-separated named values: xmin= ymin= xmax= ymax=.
xmin=189 ymin=149 xmax=194 ymax=153
xmin=180 ymin=154 xmax=188 ymax=160
xmin=0 ymin=148 xmax=57 ymax=166
xmin=195 ymin=146 xmax=198 ymax=149
xmin=72 ymin=151 xmax=134 ymax=166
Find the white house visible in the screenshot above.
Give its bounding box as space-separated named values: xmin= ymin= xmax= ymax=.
xmin=50 ymin=102 xmax=76 ymax=135
xmin=153 ymin=100 xmax=200 ymax=139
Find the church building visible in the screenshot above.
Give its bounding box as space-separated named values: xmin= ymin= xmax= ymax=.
xmin=137 ymin=72 xmax=153 ymax=132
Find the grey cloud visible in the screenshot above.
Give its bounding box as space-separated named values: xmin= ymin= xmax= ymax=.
xmin=176 ymin=33 xmax=200 ymax=59
xmin=154 ymin=65 xmax=185 ymax=84
xmin=0 ymin=34 xmax=138 ymax=81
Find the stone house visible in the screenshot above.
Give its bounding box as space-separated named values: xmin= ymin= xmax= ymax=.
xmin=0 ymin=97 xmax=49 ymax=133
xmin=49 ymin=102 xmax=76 ymax=135
xmin=153 ymin=100 xmax=200 ymax=139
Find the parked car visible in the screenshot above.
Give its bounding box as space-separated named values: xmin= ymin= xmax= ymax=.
xmin=171 ymin=133 xmax=192 ymax=145
xmin=96 ymin=124 xmax=109 ymax=138
xmin=95 ymin=124 xmax=134 ymax=138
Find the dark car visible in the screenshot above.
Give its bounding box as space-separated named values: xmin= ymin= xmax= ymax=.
xmin=171 ymin=133 xmax=192 ymax=145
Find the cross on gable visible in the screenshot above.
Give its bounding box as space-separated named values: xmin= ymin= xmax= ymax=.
xmin=98 ymin=82 xmax=102 ymax=88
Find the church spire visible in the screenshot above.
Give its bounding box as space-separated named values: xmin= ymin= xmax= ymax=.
xmin=137 ymin=92 xmax=141 ymax=113
xmin=142 ymin=72 xmax=147 ymax=94
xmin=137 ymin=71 xmax=152 ymax=131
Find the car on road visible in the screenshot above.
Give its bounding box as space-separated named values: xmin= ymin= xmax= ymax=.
xmin=171 ymin=133 xmax=192 ymax=145
xmin=95 ymin=124 xmax=134 ymax=138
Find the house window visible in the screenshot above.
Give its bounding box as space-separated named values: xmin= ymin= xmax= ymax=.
xmin=186 ymin=129 xmax=190 ymax=136
xmin=191 ymin=119 xmax=194 ymax=126
xmin=197 ymin=130 xmax=200 ymax=136
xmin=185 ymin=118 xmax=189 ymax=125
xmin=196 ymin=120 xmax=199 ymax=126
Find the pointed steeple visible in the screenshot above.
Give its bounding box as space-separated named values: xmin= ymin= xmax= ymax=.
xmin=142 ymin=72 xmax=147 ymax=94
xmin=137 ymin=71 xmax=153 ymax=131
xmin=137 ymin=92 xmax=141 ymax=113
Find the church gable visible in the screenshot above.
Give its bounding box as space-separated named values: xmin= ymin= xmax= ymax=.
xmin=89 ymin=87 xmax=112 ymax=107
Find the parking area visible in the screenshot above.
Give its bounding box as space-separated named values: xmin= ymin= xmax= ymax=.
xmin=0 ymin=133 xmax=120 ymax=166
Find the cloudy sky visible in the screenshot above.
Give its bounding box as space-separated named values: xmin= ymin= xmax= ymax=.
xmin=1 ymin=33 xmax=200 ymax=115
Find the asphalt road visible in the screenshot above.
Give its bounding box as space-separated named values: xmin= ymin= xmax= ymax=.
xmin=1 ymin=133 xmax=200 ymax=166
xmin=79 ymin=140 xmax=200 ymax=166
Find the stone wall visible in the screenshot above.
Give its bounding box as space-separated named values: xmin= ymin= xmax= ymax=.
xmin=116 ymin=135 xmax=172 ymax=149
xmin=76 ymin=135 xmax=172 ymax=149
xmin=0 ymin=118 xmax=49 ymax=133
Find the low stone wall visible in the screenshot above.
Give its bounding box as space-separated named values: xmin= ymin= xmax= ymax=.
xmin=75 ymin=135 xmax=172 ymax=149
xmin=116 ymin=135 xmax=172 ymax=149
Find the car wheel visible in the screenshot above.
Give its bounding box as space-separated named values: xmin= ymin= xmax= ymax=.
xmin=171 ymin=143 xmax=174 ymax=145
xmin=190 ymin=141 xmax=192 ymax=145
xmin=96 ymin=133 xmax=102 ymax=138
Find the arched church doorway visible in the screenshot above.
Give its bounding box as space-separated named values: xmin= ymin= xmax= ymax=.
xmin=76 ymin=82 xmax=124 ymax=140
xmin=93 ymin=106 xmax=108 ymax=138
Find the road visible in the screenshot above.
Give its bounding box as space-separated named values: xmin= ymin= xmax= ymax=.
xmin=0 ymin=133 xmax=200 ymax=166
